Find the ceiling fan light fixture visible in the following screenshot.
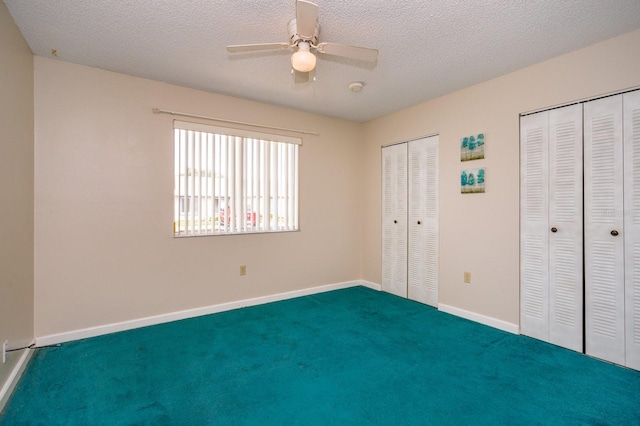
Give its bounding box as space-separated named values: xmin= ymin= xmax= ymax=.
xmin=291 ymin=42 xmax=316 ymax=72
xmin=227 ymin=0 xmax=378 ymax=82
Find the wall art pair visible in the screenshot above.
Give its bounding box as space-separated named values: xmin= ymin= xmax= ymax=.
xmin=460 ymin=133 xmax=485 ymax=193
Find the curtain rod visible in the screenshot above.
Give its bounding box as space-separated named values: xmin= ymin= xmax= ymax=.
xmin=152 ymin=108 xmax=319 ymax=136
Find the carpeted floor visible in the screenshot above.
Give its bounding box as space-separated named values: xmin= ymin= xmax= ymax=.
xmin=2 ymin=286 xmax=639 ymax=425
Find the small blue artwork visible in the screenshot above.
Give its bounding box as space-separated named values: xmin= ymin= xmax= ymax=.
xmin=461 ymin=167 xmax=486 ymax=194
xmin=461 ymin=133 xmax=485 ymax=161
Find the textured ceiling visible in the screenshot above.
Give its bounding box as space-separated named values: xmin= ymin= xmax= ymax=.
xmin=5 ymin=0 xmax=640 ymax=122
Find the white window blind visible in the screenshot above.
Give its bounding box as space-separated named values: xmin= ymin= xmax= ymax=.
xmin=173 ymin=120 xmax=300 ymax=236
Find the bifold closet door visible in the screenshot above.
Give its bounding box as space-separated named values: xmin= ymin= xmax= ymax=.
xmin=522 ymin=90 xmax=640 ymax=369
xmin=520 ymin=111 xmax=550 ymax=341
xmin=382 ymin=136 xmax=439 ymax=304
xmin=584 ymin=95 xmax=625 ymax=366
xmin=520 ymin=104 xmax=583 ymax=352
xmin=407 ymin=136 xmax=439 ymax=307
xmin=548 ymin=105 xmax=584 ymax=351
xmin=382 ymin=143 xmax=408 ymax=298
xmin=623 ymin=90 xmax=640 ymax=370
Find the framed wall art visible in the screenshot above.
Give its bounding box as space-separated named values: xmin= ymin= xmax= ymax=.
xmin=460 ymin=133 xmax=485 ymax=161
xmin=461 ymin=167 xmax=485 ymax=194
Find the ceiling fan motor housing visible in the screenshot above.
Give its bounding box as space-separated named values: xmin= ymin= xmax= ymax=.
xmin=288 ymin=19 xmax=319 ymax=47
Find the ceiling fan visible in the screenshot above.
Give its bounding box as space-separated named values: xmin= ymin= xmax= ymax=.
xmin=226 ymin=0 xmax=379 ymax=83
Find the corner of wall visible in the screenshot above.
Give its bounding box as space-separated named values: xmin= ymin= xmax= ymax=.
xmin=0 ymin=0 xmax=36 ymax=410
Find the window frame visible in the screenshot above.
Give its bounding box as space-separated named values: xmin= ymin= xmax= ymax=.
xmin=173 ymin=120 xmax=301 ymax=237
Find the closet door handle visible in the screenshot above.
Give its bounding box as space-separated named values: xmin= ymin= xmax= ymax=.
xmin=611 ymin=230 xmax=619 ymax=236
xmin=417 ymin=221 xmax=421 ymax=225
xmin=394 ymin=220 xmax=397 ymax=224
xmin=551 ymin=227 xmax=558 ymax=233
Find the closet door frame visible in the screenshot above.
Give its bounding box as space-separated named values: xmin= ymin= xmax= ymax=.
xmin=623 ymin=90 xmax=640 ymax=371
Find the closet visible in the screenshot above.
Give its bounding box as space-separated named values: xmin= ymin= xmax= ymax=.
xmin=520 ymin=90 xmax=640 ymax=370
xmin=382 ymin=135 xmax=439 ymax=307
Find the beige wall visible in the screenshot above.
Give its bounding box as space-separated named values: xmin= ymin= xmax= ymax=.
xmin=33 ymin=57 xmax=364 ymax=337
xmin=31 ymin=28 xmax=640 ymax=337
xmin=0 ymin=2 xmax=34 ymax=390
xmin=362 ymin=29 xmax=640 ymax=326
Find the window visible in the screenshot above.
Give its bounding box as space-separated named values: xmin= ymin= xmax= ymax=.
xmin=173 ymin=121 xmax=300 ymax=236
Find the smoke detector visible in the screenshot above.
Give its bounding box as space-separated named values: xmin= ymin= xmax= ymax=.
xmin=348 ymin=82 xmax=364 ymax=92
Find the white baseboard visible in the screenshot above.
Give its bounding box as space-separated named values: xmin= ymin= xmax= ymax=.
xmin=359 ymin=280 xmax=382 ymax=291
xmin=36 ymin=280 xmax=369 ymax=347
xmin=0 ymin=340 xmax=35 ymax=412
xmin=37 ymin=282 xmax=518 ymax=349
xmin=438 ymin=303 xmax=520 ymax=334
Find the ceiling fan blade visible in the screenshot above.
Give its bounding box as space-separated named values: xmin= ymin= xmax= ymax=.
xmin=316 ymin=42 xmax=379 ymax=62
xmin=296 ymin=0 xmax=318 ymax=39
xmin=227 ymin=43 xmax=290 ymax=53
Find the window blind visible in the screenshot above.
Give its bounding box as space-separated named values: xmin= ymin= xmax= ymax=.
xmin=174 ymin=120 xmax=300 ymax=236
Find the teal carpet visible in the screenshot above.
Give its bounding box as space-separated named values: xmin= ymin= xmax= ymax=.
xmin=2 ymin=287 xmax=639 ymax=425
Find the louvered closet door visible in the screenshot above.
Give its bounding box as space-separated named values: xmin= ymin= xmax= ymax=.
xmin=520 ymin=105 xmax=583 ymax=350
xmin=548 ymin=105 xmax=584 ymax=352
xmin=408 ymin=136 xmax=439 ymax=307
xmin=382 ymin=144 xmax=408 ymax=298
xmin=520 ymin=111 xmax=550 ymax=342
xmin=584 ymin=95 xmax=625 ymax=366
xmin=623 ymin=90 xmax=640 ymax=370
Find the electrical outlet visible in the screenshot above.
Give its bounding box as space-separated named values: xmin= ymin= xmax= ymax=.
xmin=464 ymin=271 xmax=471 ymax=284
xmin=240 ymin=265 xmax=247 ymax=276
xmin=2 ymin=340 xmax=7 ymax=363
